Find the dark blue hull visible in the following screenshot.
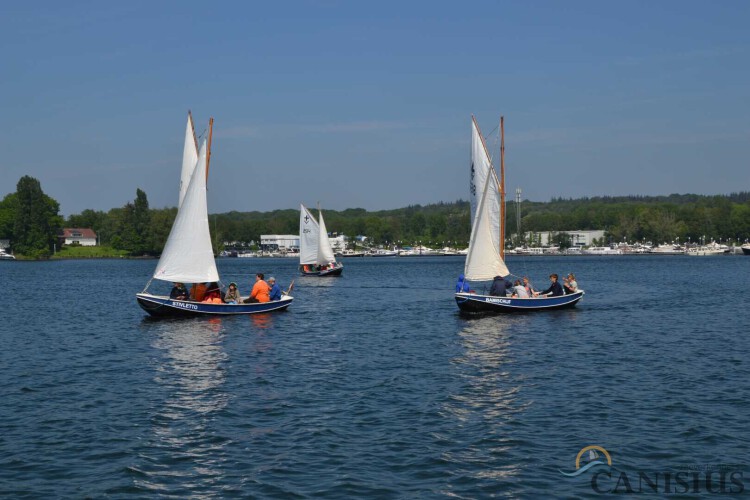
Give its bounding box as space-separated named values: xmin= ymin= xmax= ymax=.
xmin=455 ymin=290 xmax=584 ymax=314
xmin=136 ymin=293 xmax=293 ymax=317
xmin=300 ymin=265 xmax=343 ymax=276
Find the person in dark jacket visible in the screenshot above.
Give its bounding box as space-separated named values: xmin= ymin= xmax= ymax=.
xmin=489 ymin=275 xmax=513 ymax=296
xmin=170 ymin=282 xmax=188 ymax=300
xmin=268 ymin=277 xmax=282 ymax=301
xmin=455 ymin=274 xmax=470 ymax=293
xmin=535 ymin=274 xmax=564 ymax=297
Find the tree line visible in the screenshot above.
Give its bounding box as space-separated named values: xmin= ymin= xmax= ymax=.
xmin=1 ymin=176 xmax=749 ymax=258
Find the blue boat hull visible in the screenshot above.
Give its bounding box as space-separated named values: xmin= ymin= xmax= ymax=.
xmin=136 ymin=293 xmax=293 ymax=317
xmin=300 ymin=265 xmax=343 ymax=277
xmin=455 ymin=290 xmax=584 ymax=314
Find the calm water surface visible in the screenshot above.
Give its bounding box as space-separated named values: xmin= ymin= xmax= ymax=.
xmin=1 ymin=256 xmax=749 ymax=497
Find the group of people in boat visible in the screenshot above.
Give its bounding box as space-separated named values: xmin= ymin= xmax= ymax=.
xmin=456 ymin=273 xmax=578 ymax=298
xmin=169 ymin=273 xmax=286 ymax=305
xmin=302 ymin=262 xmax=339 ymax=273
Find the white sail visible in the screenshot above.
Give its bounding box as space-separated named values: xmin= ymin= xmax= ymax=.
xmin=317 ymin=207 xmax=337 ymax=265
xmin=464 ymin=160 xmax=509 ymax=280
xmin=178 ymin=112 xmax=199 ymax=208
xmin=299 ymin=204 xmax=320 ymax=265
xmin=153 ymin=139 xmax=220 ymax=283
xmin=469 ymin=116 xmax=494 ymax=226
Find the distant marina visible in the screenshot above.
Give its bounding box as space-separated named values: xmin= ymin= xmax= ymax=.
xmin=218 ymin=241 xmax=747 ymax=258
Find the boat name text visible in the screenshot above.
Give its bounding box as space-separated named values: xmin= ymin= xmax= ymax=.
xmin=171 ymin=301 xmax=199 ymax=310
xmin=485 ymin=298 xmax=511 ymax=304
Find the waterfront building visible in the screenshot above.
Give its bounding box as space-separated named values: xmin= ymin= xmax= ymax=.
xmin=260 ymin=234 xmax=299 ymax=253
xmin=60 ymin=228 xmax=98 ymax=246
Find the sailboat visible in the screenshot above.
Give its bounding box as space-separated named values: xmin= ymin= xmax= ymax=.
xmin=299 ymin=203 xmax=343 ymax=276
xmin=136 ymin=114 xmax=294 ymax=317
xmin=455 ymin=116 xmax=584 ymax=313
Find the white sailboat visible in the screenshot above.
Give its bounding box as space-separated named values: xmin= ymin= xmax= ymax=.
xmin=136 ymin=115 xmax=294 ymax=316
xmin=455 ymin=116 xmax=584 ymax=313
xmin=299 ymin=203 xmax=343 ymax=276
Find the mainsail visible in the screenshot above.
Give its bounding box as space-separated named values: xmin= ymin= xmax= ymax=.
xmin=153 ymin=138 xmax=220 ymax=283
xmin=464 ymin=116 xmax=507 ymax=281
xmin=179 ymin=111 xmax=199 ymax=208
xmin=299 ymin=204 xmax=320 ymax=265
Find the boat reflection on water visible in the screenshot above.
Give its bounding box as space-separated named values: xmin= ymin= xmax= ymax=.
xmin=134 ymin=319 xmax=230 ymax=493
xmin=442 ymin=316 xmax=531 ymax=482
xmin=249 ymin=313 xmax=274 ymax=330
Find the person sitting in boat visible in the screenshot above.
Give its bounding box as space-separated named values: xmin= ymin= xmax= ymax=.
xmin=190 ymin=282 xmax=207 ymax=301
xmin=243 ymin=273 xmax=270 ymax=303
xmin=268 ymin=277 xmax=282 ymax=301
xmin=523 ymin=276 xmax=536 ymax=296
xmin=534 ymin=274 xmax=564 ymax=297
xmin=224 ymin=282 xmax=241 ymax=304
xmin=563 ymin=273 xmax=578 ymax=294
xmin=202 ymin=282 xmax=223 ymax=303
xmin=489 ymin=275 xmax=513 ymax=297
xmin=170 ymin=282 xmax=188 ymax=300
xmin=455 ymin=274 xmax=470 ymax=293
xmin=511 ymin=280 xmax=530 ymax=298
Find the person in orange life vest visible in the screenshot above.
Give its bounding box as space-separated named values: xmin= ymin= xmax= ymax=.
xmin=190 ymin=282 xmax=207 ymax=301
xmin=202 ymin=282 xmax=222 ymax=303
xmin=243 ymin=273 xmax=270 ymax=303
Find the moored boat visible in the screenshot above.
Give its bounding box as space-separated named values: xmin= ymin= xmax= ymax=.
xmin=649 ymin=244 xmax=684 ymax=255
xmin=0 ymin=249 xmax=16 ymax=260
xmin=582 ymin=246 xmax=623 ymax=256
xmin=368 ymin=249 xmax=398 ymax=257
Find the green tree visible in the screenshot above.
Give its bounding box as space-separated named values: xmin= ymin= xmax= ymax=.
xmin=12 ymin=176 xmax=62 ymax=258
xmin=0 ymin=193 xmax=18 ymax=238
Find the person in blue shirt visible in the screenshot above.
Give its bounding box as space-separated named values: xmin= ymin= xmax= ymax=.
xmin=268 ymin=276 xmax=282 ymax=301
xmin=455 ymin=274 xmax=470 ymax=293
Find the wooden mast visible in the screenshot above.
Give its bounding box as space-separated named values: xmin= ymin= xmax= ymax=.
xmin=205 ymin=117 xmax=214 ymax=184
xmin=499 ymin=116 xmax=506 ymax=260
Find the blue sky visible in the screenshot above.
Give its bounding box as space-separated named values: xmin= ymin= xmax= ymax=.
xmin=1 ymin=1 xmax=749 ymax=215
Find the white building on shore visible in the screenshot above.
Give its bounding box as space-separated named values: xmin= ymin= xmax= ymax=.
xmin=525 ymin=230 xmax=605 ymax=247
xmin=260 ymin=234 xmax=299 ymax=252
xmin=60 ymin=228 xmax=98 ymax=246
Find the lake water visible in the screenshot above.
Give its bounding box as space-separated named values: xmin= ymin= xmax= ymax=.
xmin=1 ymin=255 xmax=749 ymax=497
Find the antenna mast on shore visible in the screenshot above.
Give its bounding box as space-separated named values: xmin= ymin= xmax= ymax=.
xmin=515 ymin=188 xmax=522 ymax=246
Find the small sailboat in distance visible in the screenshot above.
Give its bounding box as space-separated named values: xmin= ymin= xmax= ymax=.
xmin=136 ymin=115 xmax=294 ymax=316
xmin=299 ymin=203 xmax=343 ymax=276
xmin=455 ymin=116 xmax=584 ymax=313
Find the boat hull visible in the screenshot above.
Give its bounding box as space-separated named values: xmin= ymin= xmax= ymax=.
xmin=136 ymin=293 xmax=293 ymax=317
xmin=300 ymin=265 xmax=343 ymax=276
xmin=743 ymin=247 xmax=750 ymax=256
xmin=455 ymin=290 xmax=584 ymax=314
